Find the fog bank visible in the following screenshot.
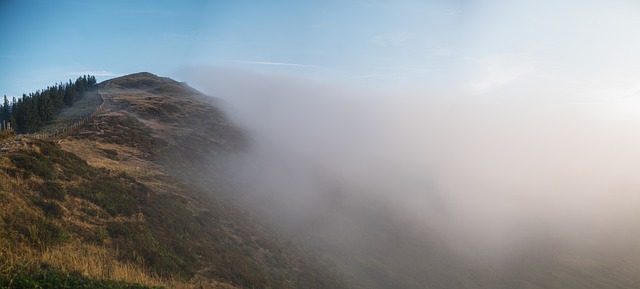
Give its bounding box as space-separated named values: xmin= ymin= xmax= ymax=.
xmin=183 ymin=67 xmax=640 ymax=265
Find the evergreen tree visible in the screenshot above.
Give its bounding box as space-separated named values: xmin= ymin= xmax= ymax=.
xmin=14 ymin=97 xmax=24 ymax=132
xmin=2 ymin=95 xmax=8 ymax=120
xmin=39 ymin=90 xmax=54 ymax=123
xmin=9 ymin=115 xmax=16 ymax=131
xmin=64 ymin=80 xmax=74 ymax=106
xmin=7 ymin=74 xmax=96 ymax=133
xmin=1 ymin=95 xmax=7 ymax=129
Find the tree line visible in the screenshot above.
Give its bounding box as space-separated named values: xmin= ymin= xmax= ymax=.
xmin=0 ymin=75 xmax=97 ymax=133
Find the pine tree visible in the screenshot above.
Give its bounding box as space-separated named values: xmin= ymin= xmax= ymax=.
xmin=64 ymin=81 xmax=74 ymax=106
xmin=74 ymin=76 xmax=86 ymax=100
xmin=14 ymin=96 xmax=25 ymax=132
xmin=40 ymin=90 xmax=54 ymax=123
xmin=0 ymin=95 xmax=7 ymax=129
xmin=7 ymin=74 xmax=96 ymax=132
xmin=2 ymin=95 xmax=8 ymax=120
xmin=53 ymin=82 xmax=64 ymax=109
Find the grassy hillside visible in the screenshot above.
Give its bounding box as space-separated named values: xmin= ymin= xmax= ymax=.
xmin=0 ymin=73 xmax=350 ymax=289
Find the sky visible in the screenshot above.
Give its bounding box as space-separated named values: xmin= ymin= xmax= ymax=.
xmin=2 ymin=0 xmax=640 ymax=110
xmin=0 ymin=0 xmax=461 ymax=95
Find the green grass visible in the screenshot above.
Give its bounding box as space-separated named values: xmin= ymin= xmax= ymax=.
xmin=0 ymin=268 xmax=164 ymax=289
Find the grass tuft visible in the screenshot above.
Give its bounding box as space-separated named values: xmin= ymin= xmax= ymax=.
xmin=39 ymin=181 xmax=66 ymax=201
xmin=32 ymin=198 xmax=64 ymax=219
xmin=0 ymin=268 xmax=164 ymax=289
xmin=5 ymin=211 xmax=67 ymax=248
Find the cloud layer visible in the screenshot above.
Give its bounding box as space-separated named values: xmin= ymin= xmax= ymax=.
xmin=183 ymin=67 xmax=640 ymax=261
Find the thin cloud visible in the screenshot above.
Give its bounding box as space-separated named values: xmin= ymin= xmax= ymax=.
xmin=356 ymin=74 xmax=379 ymax=78
xmin=373 ymin=31 xmax=411 ymax=47
xmin=465 ymin=57 xmax=536 ymax=95
xmin=67 ymin=71 xmax=118 ymax=77
xmin=233 ymin=60 xmax=320 ymax=68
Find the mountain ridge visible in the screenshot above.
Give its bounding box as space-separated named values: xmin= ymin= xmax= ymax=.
xmin=0 ymin=72 xmax=351 ymax=289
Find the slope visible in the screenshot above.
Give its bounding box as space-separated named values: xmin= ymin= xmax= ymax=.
xmin=0 ymin=72 xmax=350 ymax=289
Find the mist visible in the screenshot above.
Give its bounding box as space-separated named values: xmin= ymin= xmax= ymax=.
xmin=171 ymin=3 xmax=640 ymax=281
xmin=180 ymin=66 xmax=640 ymax=284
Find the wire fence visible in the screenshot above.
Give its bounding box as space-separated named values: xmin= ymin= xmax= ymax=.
xmin=26 ymin=90 xmax=106 ymax=140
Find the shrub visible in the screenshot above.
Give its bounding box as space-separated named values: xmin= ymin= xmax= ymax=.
xmin=2 ymin=166 xmax=30 ymax=178
xmin=10 ymin=152 xmax=55 ymax=180
xmin=36 ymin=140 xmax=95 ymax=178
xmin=32 ymin=199 xmax=64 ymax=219
xmin=39 ymin=181 xmax=66 ymax=200
xmin=68 ymin=175 xmax=139 ymax=217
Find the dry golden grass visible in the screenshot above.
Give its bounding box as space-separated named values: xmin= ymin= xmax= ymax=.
xmin=0 ymin=130 xmax=13 ymax=141
xmin=56 ymin=138 xmax=185 ymax=199
xmin=0 ymin=167 xmax=36 ymax=221
xmin=0 ymin=141 xmax=239 ymax=289
xmin=0 ymin=240 xmax=239 ymax=289
xmin=57 ymin=138 xmax=157 ymax=175
xmin=1 ymin=241 xmax=162 ymax=285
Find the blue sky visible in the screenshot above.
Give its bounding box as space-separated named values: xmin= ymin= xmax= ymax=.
xmin=0 ymin=0 xmax=462 ymax=96
xmin=2 ymin=0 xmax=640 ymax=106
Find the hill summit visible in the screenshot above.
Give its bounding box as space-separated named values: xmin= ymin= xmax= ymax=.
xmin=0 ymin=72 xmax=349 ymax=289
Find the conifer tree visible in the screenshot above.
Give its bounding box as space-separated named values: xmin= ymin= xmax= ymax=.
xmin=40 ymin=90 xmax=54 ymax=123
xmin=8 ymin=74 xmax=96 ymax=133
xmin=2 ymin=95 xmax=9 ymax=121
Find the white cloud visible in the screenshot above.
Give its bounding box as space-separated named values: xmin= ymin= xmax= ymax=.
xmin=356 ymin=74 xmax=379 ymax=78
xmin=233 ymin=60 xmax=317 ymax=68
xmin=373 ymin=31 xmax=411 ymax=47
xmin=67 ymin=71 xmax=118 ymax=77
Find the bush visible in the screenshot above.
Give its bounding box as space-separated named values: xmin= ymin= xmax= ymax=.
xmin=2 ymin=166 xmax=30 ymax=178
xmin=39 ymin=181 xmax=66 ymax=200
xmin=10 ymin=152 xmax=56 ymax=180
xmin=68 ymin=174 xmax=139 ymax=217
xmin=32 ymin=199 xmax=64 ymax=219
xmin=37 ymin=140 xmax=96 ymax=178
